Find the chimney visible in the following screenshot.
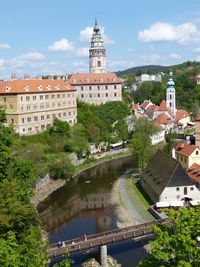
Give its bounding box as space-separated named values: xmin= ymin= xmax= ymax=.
xmin=172 ymin=148 xmax=176 ymax=159
xmin=11 ymin=73 xmax=17 ymax=80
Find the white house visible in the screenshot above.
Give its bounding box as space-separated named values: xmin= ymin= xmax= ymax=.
xmin=141 ymin=149 xmax=200 ymax=206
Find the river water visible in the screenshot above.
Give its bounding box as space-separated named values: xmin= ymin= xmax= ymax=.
xmin=38 ymin=156 xmax=148 ymax=266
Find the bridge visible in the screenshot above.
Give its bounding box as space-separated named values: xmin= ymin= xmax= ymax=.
xmin=47 ymin=218 xmax=170 ymax=260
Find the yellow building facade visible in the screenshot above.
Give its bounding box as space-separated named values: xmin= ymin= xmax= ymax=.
xmin=0 ymin=79 xmax=77 ymax=135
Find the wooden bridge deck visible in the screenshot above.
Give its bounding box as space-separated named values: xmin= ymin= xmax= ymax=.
xmin=48 ymin=218 xmax=170 ymax=259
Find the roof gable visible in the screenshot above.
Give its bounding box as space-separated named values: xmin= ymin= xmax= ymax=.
xmin=175 ymin=142 xmax=197 ymax=157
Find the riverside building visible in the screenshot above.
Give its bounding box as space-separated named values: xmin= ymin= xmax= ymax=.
xmin=0 ymin=78 xmax=77 ymax=135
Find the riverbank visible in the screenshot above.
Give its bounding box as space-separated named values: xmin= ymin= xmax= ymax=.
xmin=31 ymin=149 xmax=132 ymax=208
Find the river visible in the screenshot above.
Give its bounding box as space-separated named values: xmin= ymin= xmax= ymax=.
xmin=38 ymin=156 xmax=148 ymax=266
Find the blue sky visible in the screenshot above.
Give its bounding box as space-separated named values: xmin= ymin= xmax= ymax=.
xmin=1 ymin=0 xmax=200 ymax=78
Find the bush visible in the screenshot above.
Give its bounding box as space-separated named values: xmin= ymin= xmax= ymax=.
xmin=49 ymin=158 xmax=75 ymax=180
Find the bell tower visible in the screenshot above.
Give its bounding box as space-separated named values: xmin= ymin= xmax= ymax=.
xmin=89 ymin=18 xmax=106 ymax=73
xmin=166 ymin=71 xmax=176 ymax=116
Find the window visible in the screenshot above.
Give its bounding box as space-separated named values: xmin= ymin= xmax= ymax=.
xmin=23 ymin=128 xmax=25 ymax=132
xmin=27 ymin=117 xmax=31 ymax=122
xmin=190 ymin=187 xmax=194 ymax=191
xmin=106 ymin=93 xmax=108 ymax=97
xmin=45 ymin=95 xmax=49 ymax=100
xmin=62 ymin=93 xmax=65 ymax=98
xmin=3 ymin=97 xmax=6 ymax=103
xmin=176 ymin=187 xmax=179 ymax=191
xmin=28 ymin=127 xmax=32 ymax=132
xmin=98 ymin=61 xmax=101 ymax=67
xmin=69 ymin=120 xmax=72 ymax=124
xmin=40 ymin=104 xmax=44 ymax=110
xmin=27 ymin=105 xmax=31 ymax=111
xmin=105 ymin=85 xmax=108 ymax=90
xmin=40 ymin=95 xmax=43 ymax=100
xmin=11 ymin=118 xmax=14 ymax=124
xmin=57 ymin=94 xmax=60 ymax=99
xmin=33 ymin=96 xmax=37 ymax=101
xmin=170 ymin=95 xmax=172 ymax=100
xmin=170 ymin=103 xmax=172 ymax=107
xmin=22 ymin=118 xmax=25 ymax=123
xmin=73 ymin=111 xmax=75 ymax=115
xmin=72 ymin=93 xmax=74 ymax=97
xmin=98 ymin=94 xmax=100 ymax=97
xmin=47 ymin=114 xmax=50 ymax=120
xmin=177 ymin=195 xmax=180 ymax=199
xmin=26 ymin=96 xmax=30 ymax=101
xmin=81 ymin=86 xmax=83 ymax=91
xmin=41 ymin=125 xmax=45 ymax=130
xmin=196 ymin=150 xmax=199 ymax=155
xmin=89 ymin=86 xmax=92 ymax=90
xmin=52 ymin=102 xmax=55 ymax=108
xmin=46 ymin=102 xmax=49 ymax=108
xmin=63 ymin=112 xmax=66 ymax=117
xmin=114 ymin=85 xmax=117 ymax=89
xmin=57 ymin=102 xmax=61 ymax=107
xmin=62 ymin=101 xmax=66 ymax=106
xmin=21 ymin=96 xmax=23 ymax=102
xmin=81 ymin=94 xmax=84 ymax=98
xmin=98 ymin=86 xmax=100 ymax=90
xmin=67 ymin=93 xmax=70 ymax=98
xmin=184 ymin=187 xmax=187 ymax=195
xmin=58 ymin=113 xmax=61 ymax=118
xmin=185 ymin=158 xmax=186 ymax=163
xmin=41 ymin=115 xmax=44 ymax=120
xmin=114 ymin=93 xmax=117 ymax=97
xmin=33 ymin=104 xmax=37 ymax=110
xmin=90 ymin=94 xmax=92 ymax=98
xmin=52 ymin=114 xmax=56 ymax=118
xmin=68 ymin=111 xmax=71 ymax=116
xmin=34 ymin=116 xmax=38 ymax=122
xmin=51 ymin=94 xmax=55 ymax=99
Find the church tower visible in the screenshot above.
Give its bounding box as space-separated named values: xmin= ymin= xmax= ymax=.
xmin=89 ymin=19 xmax=106 ymax=73
xmin=166 ymin=71 xmax=176 ymax=116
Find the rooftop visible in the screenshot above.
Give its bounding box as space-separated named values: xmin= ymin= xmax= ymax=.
xmin=175 ymin=142 xmax=197 ymax=157
xmin=67 ymin=73 xmax=121 ymax=85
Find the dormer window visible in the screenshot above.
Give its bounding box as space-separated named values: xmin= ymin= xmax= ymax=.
xmin=47 ymin=84 xmax=51 ymax=90
xmin=38 ymin=85 xmax=42 ymax=91
xmin=55 ymin=84 xmax=60 ymax=90
xmin=100 ymin=78 xmax=103 ymax=82
xmin=24 ymin=85 xmax=29 ymax=91
xmin=73 ymin=79 xmax=76 ymax=83
xmin=112 ymin=77 xmax=116 ymax=82
xmin=86 ymin=78 xmax=90 ymax=83
xmin=6 ymin=86 xmax=11 ymax=92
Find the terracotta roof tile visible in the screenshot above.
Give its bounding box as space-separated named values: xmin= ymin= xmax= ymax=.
xmin=187 ymin=163 xmax=200 ymax=183
xmin=130 ymin=103 xmax=139 ymax=110
xmin=68 ymin=72 xmax=121 ymax=85
xmin=146 ymin=104 xmax=159 ymax=111
xmin=175 ymin=109 xmax=190 ymax=122
xmin=154 ymin=113 xmax=173 ymax=124
xmin=196 ymin=115 xmax=200 ymax=122
xmin=0 ymin=79 xmax=75 ymax=94
xmin=175 ymin=142 xmax=197 ymax=157
xmin=141 ymin=101 xmax=151 ymax=110
xmin=158 ymin=100 xmax=174 ymax=118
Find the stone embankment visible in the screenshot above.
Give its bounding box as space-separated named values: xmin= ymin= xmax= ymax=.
xmin=82 ymin=256 xmax=121 ymax=267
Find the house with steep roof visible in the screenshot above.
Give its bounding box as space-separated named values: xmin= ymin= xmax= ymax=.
xmin=141 ymin=149 xmax=200 ymax=204
xmin=175 ymin=109 xmax=190 ymax=128
xmin=140 ymin=100 xmax=153 ymax=111
xmin=155 ymin=100 xmax=175 ymax=121
xmin=186 ymin=163 xmax=200 ymax=190
xmin=175 ymin=142 xmax=200 ymax=169
xmin=154 ymin=113 xmax=174 ymax=132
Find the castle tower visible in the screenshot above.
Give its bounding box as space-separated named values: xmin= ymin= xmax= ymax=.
xmin=166 ymin=71 xmax=176 ymax=116
xmin=89 ymin=18 xmax=106 ymax=73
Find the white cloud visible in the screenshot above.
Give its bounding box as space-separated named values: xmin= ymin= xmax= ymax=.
xmin=149 ymin=54 xmax=160 ymax=63
xmin=0 ymin=59 xmax=5 ymax=66
xmin=195 ymin=56 xmax=200 ymax=62
xmin=79 ymin=26 xmax=114 ymax=44
xmin=169 ymin=53 xmax=181 ymax=59
xmin=19 ymin=51 xmax=45 ymax=60
xmin=76 ymin=47 xmax=89 ymax=57
xmin=72 ymin=60 xmax=87 ymax=68
xmin=194 ymin=47 xmax=200 ymax=52
xmin=48 ymin=38 xmax=74 ymax=52
xmin=0 ymin=44 xmax=10 ymax=49
xmin=139 ymin=22 xmax=198 ymax=44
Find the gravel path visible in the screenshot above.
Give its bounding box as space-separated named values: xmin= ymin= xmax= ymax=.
xmin=119 ymin=174 xmax=146 ymax=224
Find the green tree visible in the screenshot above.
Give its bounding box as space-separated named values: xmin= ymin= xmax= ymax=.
xmin=130 ymin=118 xmax=158 ymax=170
xmin=49 ymin=118 xmax=70 ymax=137
xmin=49 ymin=158 xmax=75 ymax=180
xmin=163 ymin=130 xmax=177 ymax=156
xmin=138 ymin=207 xmax=200 ymax=267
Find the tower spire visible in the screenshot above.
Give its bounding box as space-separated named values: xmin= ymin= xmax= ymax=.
xmin=95 ymin=17 xmax=97 ymax=26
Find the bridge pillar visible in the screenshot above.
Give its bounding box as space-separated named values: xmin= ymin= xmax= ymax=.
xmin=100 ymin=245 xmax=108 ymax=267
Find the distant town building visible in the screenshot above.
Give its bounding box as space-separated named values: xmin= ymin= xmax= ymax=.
xmin=67 ymin=73 xmax=122 ymax=105
xmin=138 ymin=74 xmax=162 ymax=84
xmin=89 ymin=19 xmax=106 ymax=74
xmin=0 ymin=79 xmax=77 ymax=135
xmin=196 ymin=74 xmax=200 ymax=85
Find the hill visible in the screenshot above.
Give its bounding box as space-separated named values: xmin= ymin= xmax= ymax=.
xmin=116 ymin=61 xmax=199 ymax=76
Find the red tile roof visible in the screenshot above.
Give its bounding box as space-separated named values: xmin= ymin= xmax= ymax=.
xmin=158 ymin=100 xmax=174 ymax=118
xmin=175 ymin=142 xmax=197 ymax=157
xmin=146 ymin=104 xmax=159 ymax=111
xmin=187 ymin=163 xmax=200 ymax=183
xmin=154 ymin=113 xmax=173 ymax=124
xmin=68 ymin=72 xmax=121 ymax=85
xmin=175 ymin=109 xmax=190 ymax=122
xmin=141 ymin=101 xmax=151 ymax=110
xmin=0 ymin=79 xmax=75 ymax=94
xmin=130 ymin=103 xmax=139 ymax=110
xmin=196 ymin=115 xmax=200 ymax=122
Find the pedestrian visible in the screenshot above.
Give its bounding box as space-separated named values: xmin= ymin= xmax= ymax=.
xmin=62 ymin=241 xmax=65 ymax=248
xmin=84 ymin=234 xmax=87 ymax=241
xmin=72 ymin=241 xmax=75 ymax=248
xmin=57 ymin=240 xmax=61 ymax=248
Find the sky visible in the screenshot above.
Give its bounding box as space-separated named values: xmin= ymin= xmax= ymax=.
xmin=1 ymin=0 xmax=200 ymax=79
